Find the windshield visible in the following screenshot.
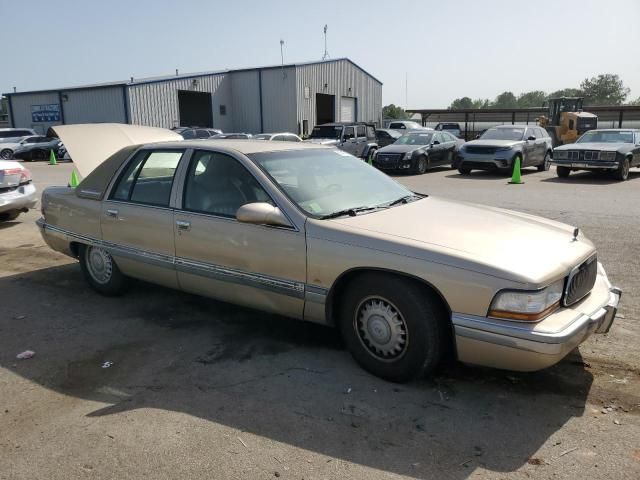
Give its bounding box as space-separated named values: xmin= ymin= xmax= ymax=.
xmin=577 ymin=131 xmax=634 ymax=144
xmin=394 ymin=132 xmax=434 ymax=145
xmin=249 ymin=149 xmax=414 ymax=218
xmin=309 ymin=126 xmax=341 ymax=139
xmin=480 ymin=128 xmax=525 ymax=141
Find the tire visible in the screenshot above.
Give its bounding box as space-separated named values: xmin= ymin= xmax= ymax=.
xmin=32 ymin=149 xmax=46 ymax=161
xmin=613 ymin=157 xmax=630 ymax=181
xmin=0 ymin=211 xmax=20 ymax=222
xmin=79 ymin=244 xmax=129 ymax=296
xmin=366 ymin=148 xmax=377 ymax=162
xmin=0 ymin=148 xmax=13 ymax=160
xmin=338 ymin=273 xmax=449 ymax=382
xmin=538 ymin=151 xmax=551 ymax=172
xmin=458 ymin=167 xmax=471 ymax=175
xmin=556 ymin=166 xmax=571 ymax=178
xmin=414 ymin=155 xmax=428 ymax=175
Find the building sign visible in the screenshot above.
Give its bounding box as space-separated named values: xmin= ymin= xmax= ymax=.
xmin=31 ymin=104 xmax=61 ymax=122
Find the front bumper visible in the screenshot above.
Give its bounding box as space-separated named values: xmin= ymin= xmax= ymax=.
xmin=0 ymin=182 xmax=37 ymax=213
xmin=453 ymin=263 xmax=621 ymax=372
xmin=457 ymin=151 xmax=514 ymax=170
xmin=550 ymin=159 xmax=619 ymax=170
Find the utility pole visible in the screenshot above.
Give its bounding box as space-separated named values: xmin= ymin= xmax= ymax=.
xmin=280 ymin=39 xmax=285 ymax=78
xmin=405 ymin=72 xmax=408 ymax=111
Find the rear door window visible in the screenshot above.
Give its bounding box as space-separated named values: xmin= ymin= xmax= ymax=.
xmin=356 ymin=126 xmax=366 ymax=138
xmin=344 ymin=127 xmax=355 ymax=139
xmin=111 ymin=150 xmax=184 ymax=207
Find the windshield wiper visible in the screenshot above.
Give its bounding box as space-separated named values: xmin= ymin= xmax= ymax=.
xmin=385 ymin=194 xmax=423 ymax=207
xmin=320 ymin=206 xmax=379 ymax=219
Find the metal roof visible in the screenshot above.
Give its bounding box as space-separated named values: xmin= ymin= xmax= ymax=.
xmin=3 ymin=58 xmax=382 ymax=97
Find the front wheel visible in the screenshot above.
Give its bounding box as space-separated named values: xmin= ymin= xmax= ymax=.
xmin=414 ymin=156 xmax=428 ymax=175
xmin=32 ymin=149 xmax=46 ymax=161
xmin=538 ymin=151 xmax=551 ymax=172
xmin=556 ymin=166 xmax=571 ymax=178
xmin=79 ymin=244 xmax=129 ymax=296
xmin=0 ymin=148 xmax=13 ymax=160
xmin=338 ymin=273 xmax=449 ymax=382
xmin=613 ymin=158 xmax=630 ymax=181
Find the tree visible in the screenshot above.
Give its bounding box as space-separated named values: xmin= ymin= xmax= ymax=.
xmin=628 ymin=96 xmax=640 ymax=106
xmin=449 ymin=97 xmax=474 ymax=109
xmin=382 ymin=104 xmax=409 ymax=119
xmin=548 ymin=88 xmax=583 ymax=99
xmin=492 ymin=91 xmax=518 ymax=108
xmin=517 ymin=90 xmax=547 ymax=108
xmin=580 ymin=74 xmax=630 ymax=105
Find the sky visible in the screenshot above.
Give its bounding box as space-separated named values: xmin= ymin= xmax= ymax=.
xmin=1 ymin=0 xmax=639 ymax=108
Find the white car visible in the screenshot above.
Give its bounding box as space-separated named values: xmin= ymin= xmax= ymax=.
xmin=253 ymin=132 xmax=302 ymax=142
xmin=387 ymin=121 xmax=432 ymax=132
xmin=0 ymin=160 xmax=37 ymax=221
xmin=0 ymin=128 xmax=37 ymax=159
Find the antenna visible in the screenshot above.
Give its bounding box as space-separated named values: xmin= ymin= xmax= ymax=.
xmin=280 ymin=39 xmax=286 ymax=78
xmin=322 ymin=24 xmax=330 ymax=60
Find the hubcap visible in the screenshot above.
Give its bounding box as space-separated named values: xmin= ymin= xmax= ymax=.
xmin=86 ymin=246 xmax=113 ymax=284
xmin=0 ymin=149 xmax=11 ymax=159
xmin=354 ymin=296 xmax=408 ymax=361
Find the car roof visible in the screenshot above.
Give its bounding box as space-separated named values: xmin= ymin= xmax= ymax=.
xmin=585 ymin=129 xmax=639 ymax=133
xmin=146 ymin=139 xmax=328 ymax=154
xmin=316 ymin=122 xmax=374 ymax=127
xmin=493 ymin=125 xmax=530 ymax=128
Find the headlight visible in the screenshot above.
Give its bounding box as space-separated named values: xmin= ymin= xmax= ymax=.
xmin=403 ymin=152 xmax=413 ymax=160
xmin=554 ymin=150 xmax=568 ymax=160
xmin=489 ymin=279 xmax=564 ymax=321
xmin=600 ymin=151 xmax=616 ymax=161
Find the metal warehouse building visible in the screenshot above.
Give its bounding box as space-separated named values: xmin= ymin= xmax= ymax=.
xmin=4 ymin=58 xmax=382 ymax=136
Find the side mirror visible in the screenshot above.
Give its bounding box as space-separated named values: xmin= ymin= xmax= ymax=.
xmin=527 ymin=135 xmax=536 ymax=141
xmin=475 ymin=134 xmax=481 ymax=139
xmin=236 ymin=202 xmax=291 ymax=228
xmin=431 ymin=140 xmax=440 ymax=146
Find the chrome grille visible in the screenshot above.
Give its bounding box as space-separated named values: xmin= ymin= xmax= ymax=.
xmin=375 ymin=153 xmax=401 ymax=169
xmin=564 ymin=255 xmax=597 ymax=306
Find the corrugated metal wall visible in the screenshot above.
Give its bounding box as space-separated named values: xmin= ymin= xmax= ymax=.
xmin=260 ymin=67 xmax=297 ymax=133
xmin=295 ymin=59 xmax=382 ymax=131
xmin=9 ymin=91 xmax=60 ymax=134
xmin=62 ymin=87 xmax=127 ymax=124
xmin=229 ymin=71 xmax=261 ymax=133
xmin=128 ymin=74 xmax=233 ymax=131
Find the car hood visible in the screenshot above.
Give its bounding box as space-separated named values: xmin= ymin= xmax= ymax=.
xmin=314 ymin=196 xmax=595 ymax=285
xmin=378 ymin=144 xmax=427 ymax=154
xmin=464 ymin=139 xmax=523 ymax=148
xmin=50 ymin=124 xmax=182 ymax=176
xmin=556 ymin=142 xmax=631 ymax=152
xmin=305 ymin=138 xmax=339 ymax=145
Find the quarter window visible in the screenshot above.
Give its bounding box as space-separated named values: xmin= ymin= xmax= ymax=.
xmin=356 ymin=125 xmax=366 ymax=138
xmin=111 ymin=150 xmax=183 ymax=207
xmin=183 ymin=151 xmax=272 ymax=217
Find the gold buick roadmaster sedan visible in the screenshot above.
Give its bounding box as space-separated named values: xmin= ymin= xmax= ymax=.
xmin=37 ymin=124 xmax=621 ymax=382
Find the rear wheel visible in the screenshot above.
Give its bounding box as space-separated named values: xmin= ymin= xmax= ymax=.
xmin=458 ymin=167 xmax=471 ymax=175
xmin=538 ymin=151 xmax=551 ymax=172
xmin=338 ymin=273 xmax=449 ymax=382
xmin=556 ymin=166 xmax=571 ymax=178
xmin=613 ymin=158 xmax=630 ymax=181
xmin=32 ymin=149 xmax=46 ymax=161
xmin=0 ymin=148 xmax=12 ymax=159
xmin=79 ymin=244 xmax=128 ymax=296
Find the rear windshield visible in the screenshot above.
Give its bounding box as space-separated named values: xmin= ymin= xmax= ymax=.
xmin=0 ymin=130 xmax=33 ymax=138
xmin=395 ymin=133 xmax=434 ymax=145
xmin=309 ymin=126 xmax=341 ymax=139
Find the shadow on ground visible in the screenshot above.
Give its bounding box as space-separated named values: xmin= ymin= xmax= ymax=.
xmin=541 ymin=170 xmax=640 ymax=185
xmin=1 ymin=262 xmax=598 ymax=478
xmin=444 ymin=168 xmax=541 ymax=180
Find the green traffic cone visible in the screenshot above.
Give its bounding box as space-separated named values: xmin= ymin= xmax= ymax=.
xmin=509 ymin=156 xmax=523 ymax=184
xmin=368 ymin=151 xmax=373 ymax=166
xmin=70 ymin=171 xmax=79 ymax=187
xmin=49 ymin=150 xmax=57 ymax=166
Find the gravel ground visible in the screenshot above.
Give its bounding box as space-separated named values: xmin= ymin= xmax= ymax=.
xmin=1 ymin=161 xmax=638 ymax=480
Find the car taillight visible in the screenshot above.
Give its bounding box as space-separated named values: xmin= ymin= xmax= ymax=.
xmin=20 ymin=168 xmax=32 ymax=184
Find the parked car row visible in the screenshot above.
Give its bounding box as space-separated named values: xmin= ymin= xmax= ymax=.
xmin=0 ymin=132 xmax=64 ymax=161
xmin=172 ymin=126 xmax=302 ymax=142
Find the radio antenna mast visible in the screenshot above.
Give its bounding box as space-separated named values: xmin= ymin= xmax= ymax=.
xmin=322 ymin=25 xmax=330 ymax=60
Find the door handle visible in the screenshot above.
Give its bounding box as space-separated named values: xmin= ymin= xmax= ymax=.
xmin=106 ymin=209 xmax=118 ymax=218
xmin=176 ymin=220 xmax=191 ymax=231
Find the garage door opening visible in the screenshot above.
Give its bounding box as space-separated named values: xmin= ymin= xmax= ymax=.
xmin=316 ymin=93 xmax=335 ymax=125
xmin=178 ymin=90 xmax=213 ymax=127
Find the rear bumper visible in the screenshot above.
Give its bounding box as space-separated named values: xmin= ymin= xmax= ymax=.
xmin=550 ymin=159 xmax=619 ymax=170
xmin=453 ymin=263 xmax=621 ymax=371
xmin=0 ymin=183 xmax=37 ymax=213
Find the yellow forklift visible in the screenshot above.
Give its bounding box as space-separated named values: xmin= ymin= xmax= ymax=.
xmin=538 ymin=97 xmax=597 ymax=146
